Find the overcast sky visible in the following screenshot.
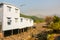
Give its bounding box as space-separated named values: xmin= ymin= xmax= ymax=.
xmin=0 ymin=0 xmax=60 ymax=17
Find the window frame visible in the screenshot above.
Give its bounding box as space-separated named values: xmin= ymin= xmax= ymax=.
xmin=15 ymin=18 xmax=18 ymax=22
xmin=15 ymin=8 xmax=18 ymax=13
xmin=7 ymin=6 xmax=11 ymax=12
xmin=21 ymin=18 xmax=23 ymax=22
xmin=7 ymin=17 xmax=12 ymax=25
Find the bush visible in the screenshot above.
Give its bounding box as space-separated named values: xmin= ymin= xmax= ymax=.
xmin=49 ymin=16 xmax=60 ymax=30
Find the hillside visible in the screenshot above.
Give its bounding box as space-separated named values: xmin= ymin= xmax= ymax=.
xmin=20 ymin=14 xmax=44 ymax=23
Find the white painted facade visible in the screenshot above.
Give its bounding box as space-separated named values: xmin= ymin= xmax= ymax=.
xmin=1 ymin=3 xmax=20 ymax=31
xmin=20 ymin=17 xmax=34 ymax=29
xmin=0 ymin=3 xmax=34 ymax=31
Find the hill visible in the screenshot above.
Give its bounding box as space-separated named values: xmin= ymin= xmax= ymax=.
xmin=20 ymin=14 xmax=44 ymax=23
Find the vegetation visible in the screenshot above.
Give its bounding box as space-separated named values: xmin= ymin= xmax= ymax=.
xmin=43 ymin=15 xmax=60 ymax=40
xmin=45 ymin=16 xmax=53 ymax=25
xmin=45 ymin=15 xmax=60 ymax=30
xmin=47 ymin=34 xmax=55 ymax=40
xmin=50 ymin=16 xmax=60 ymax=30
xmin=20 ymin=14 xmax=44 ymax=23
xmin=20 ymin=14 xmax=60 ymax=40
xmin=53 ymin=16 xmax=60 ymax=23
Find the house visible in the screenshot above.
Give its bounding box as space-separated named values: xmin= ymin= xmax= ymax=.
xmin=0 ymin=3 xmax=34 ymax=37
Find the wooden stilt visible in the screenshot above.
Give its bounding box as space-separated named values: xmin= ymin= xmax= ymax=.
xmin=1 ymin=26 xmax=4 ymax=39
xmin=21 ymin=29 xmax=23 ymax=33
xmin=30 ymin=27 xmax=33 ymax=36
xmin=18 ymin=29 xmax=19 ymax=34
xmin=2 ymin=31 xmax=4 ymax=40
xmin=12 ymin=30 xmax=13 ymax=35
xmin=20 ymin=29 xmax=21 ymax=33
xmin=18 ymin=29 xmax=20 ymax=38
xmin=31 ymin=27 xmax=32 ymax=31
xmin=23 ymin=28 xmax=24 ymax=33
xmin=23 ymin=28 xmax=24 ymax=40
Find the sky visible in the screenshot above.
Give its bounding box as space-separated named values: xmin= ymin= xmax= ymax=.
xmin=0 ymin=0 xmax=60 ymax=17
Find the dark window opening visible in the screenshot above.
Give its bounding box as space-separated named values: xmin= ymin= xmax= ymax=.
xmin=7 ymin=6 xmax=11 ymax=12
xmin=15 ymin=18 xmax=18 ymax=22
xmin=15 ymin=8 xmax=18 ymax=13
xmin=21 ymin=18 xmax=23 ymax=22
xmin=7 ymin=17 xmax=11 ymax=19
xmin=7 ymin=17 xmax=12 ymax=25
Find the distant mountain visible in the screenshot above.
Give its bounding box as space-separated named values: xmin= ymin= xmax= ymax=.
xmin=20 ymin=14 xmax=44 ymax=23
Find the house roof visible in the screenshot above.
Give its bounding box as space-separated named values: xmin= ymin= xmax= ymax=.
xmin=0 ymin=2 xmax=20 ymax=9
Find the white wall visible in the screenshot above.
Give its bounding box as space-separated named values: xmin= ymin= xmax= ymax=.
xmin=2 ymin=3 xmax=20 ymax=31
xmin=0 ymin=3 xmax=34 ymax=31
xmin=19 ymin=17 xmax=34 ymax=29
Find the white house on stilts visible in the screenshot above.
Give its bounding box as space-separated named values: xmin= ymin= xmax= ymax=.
xmin=0 ymin=3 xmax=34 ymax=37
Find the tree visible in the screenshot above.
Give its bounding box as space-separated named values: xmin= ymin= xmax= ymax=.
xmin=45 ymin=16 xmax=53 ymax=25
xmin=53 ymin=15 xmax=60 ymax=23
xmin=50 ymin=16 xmax=60 ymax=30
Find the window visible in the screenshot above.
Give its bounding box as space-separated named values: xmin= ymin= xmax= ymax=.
xmin=7 ymin=17 xmax=12 ymax=25
xmin=30 ymin=19 xmax=32 ymax=22
xmin=21 ymin=18 xmax=23 ymax=22
xmin=15 ymin=18 xmax=18 ymax=22
xmin=7 ymin=20 xmax=11 ymax=25
xmin=26 ymin=18 xmax=28 ymax=21
xmin=7 ymin=6 xmax=11 ymax=12
xmin=15 ymin=8 xmax=18 ymax=13
xmin=7 ymin=17 xmax=11 ymax=19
